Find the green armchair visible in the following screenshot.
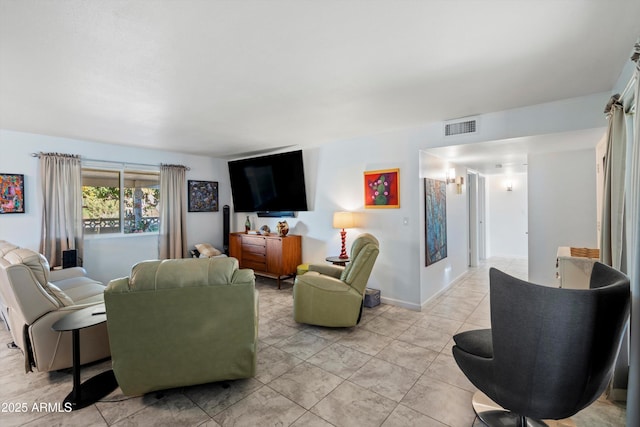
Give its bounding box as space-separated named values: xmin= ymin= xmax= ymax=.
xmin=104 ymin=257 xmax=258 ymax=396
xmin=293 ymin=233 xmax=379 ymax=327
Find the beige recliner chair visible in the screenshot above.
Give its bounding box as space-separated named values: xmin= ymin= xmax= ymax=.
xmin=0 ymin=240 xmax=110 ymax=372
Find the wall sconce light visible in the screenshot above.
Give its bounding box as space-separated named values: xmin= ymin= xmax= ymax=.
xmin=446 ymin=168 xmax=456 ymax=184
xmin=454 ymin=176 xmax=464 ymax=194
xmin=447 ymin=168 xmax=464 ymax=194
xmin=333 ymin=211 xmax=354 ymax=259
xmin=506 ymin=180 xmax=513 ymax=191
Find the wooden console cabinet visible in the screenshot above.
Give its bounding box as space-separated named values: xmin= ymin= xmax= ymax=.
xmin=229 ymin=232 xmax=302 ymax=289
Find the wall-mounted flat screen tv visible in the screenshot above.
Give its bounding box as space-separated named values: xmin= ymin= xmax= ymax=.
xmin=228 ymin=150 xmax=308 ymax=213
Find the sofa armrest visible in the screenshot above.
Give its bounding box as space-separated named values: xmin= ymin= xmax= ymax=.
xmin=308 ymin=264 xmax=344 ymax=279
xmin=295 ymin=271 xmax=353 ymax=292
xmin=57 ymin=300 xmax=105 ymax=312
xmin=105 ymin=277 xmax=130 ymax=293
xmin=28 ymin=301 xmax=109 ymax=372
xmin=3 ymin=264 xmax=58 ymax=324
xmin=232 ymin=268 xmax=256 ymax=284
xmin=49 ymin=267 xmax=89 ymax=282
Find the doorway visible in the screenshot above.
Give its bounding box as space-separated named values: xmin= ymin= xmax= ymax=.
xmin=468 ymin=172 xmax=478 ymax=267
xmin=478 ymin=175 xmax=487 ymax=261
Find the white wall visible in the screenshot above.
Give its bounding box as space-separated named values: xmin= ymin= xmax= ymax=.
xmin=418 ymin=153 xmax=470 ymax=306
xmin=528 ymin=148 xmax=598 ymax=285
xmin=487 ymin=173 xmax=528 ymax=258
xmin=236 ymin=133 xmax=423 ymax=308
xmin=0 ymin=129 xmax=230 ymax=284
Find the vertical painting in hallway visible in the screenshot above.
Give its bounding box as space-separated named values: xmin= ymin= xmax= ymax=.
xmin=424 ymin=178 xmax=447 ymax=266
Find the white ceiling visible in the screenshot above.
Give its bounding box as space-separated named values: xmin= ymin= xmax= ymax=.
xmin=1 ymin=1 xmax=639 ymax=159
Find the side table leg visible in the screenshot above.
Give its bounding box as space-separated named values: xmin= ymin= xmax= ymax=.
xmin=63 ymin=329 xmax=118 ymax=410
xmin=69 ymin=329 xmax=81 ymax=406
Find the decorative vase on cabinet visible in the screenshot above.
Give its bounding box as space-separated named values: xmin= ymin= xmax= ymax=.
xmin=276 ymin=220 xmax=289 ymax=237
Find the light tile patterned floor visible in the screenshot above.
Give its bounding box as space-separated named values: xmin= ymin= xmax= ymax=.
xmin=0 ymin=258 xmax=626 ymax=426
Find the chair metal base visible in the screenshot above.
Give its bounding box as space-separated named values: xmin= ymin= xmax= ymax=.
xmin=472 ymin=391 xmax=576 ymax=427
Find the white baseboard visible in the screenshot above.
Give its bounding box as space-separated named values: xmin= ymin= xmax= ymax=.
xmin=420 ymin=270 xmax=468 ymax=311
xmin=379 ymin=296 xmax=422 ymax=311
xmin=379 ymin=270 xmax=469 ymax=312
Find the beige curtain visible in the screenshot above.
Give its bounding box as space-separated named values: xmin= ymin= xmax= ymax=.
xmin=39 ymin=152 xmax=83 ymax=267
xmin=600 ymin=89 xmax=631 ymax=404
xmin=601 ymin=96 xmax=627 ymax=271
xmin=626 ymin=41 xmax=639 ymax=427
xmin=159 ymin=164 xmax=187 ymax=259
xmin=601 ymin=95 xmax=631 ymax=403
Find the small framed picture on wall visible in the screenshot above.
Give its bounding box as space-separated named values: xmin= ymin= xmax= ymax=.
xmin=188 ymin=180 xmax=219 ymax=212
xmin=0 ymin=173 xmax=25 ymax=214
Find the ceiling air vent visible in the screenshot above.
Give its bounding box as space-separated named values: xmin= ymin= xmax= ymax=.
xmin=444 ymin=116 xmax=479 ymax=137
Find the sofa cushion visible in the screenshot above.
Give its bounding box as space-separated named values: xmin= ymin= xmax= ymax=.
xmin=128 ymin=260 xmax=162 ymax=290
xmin=44 ymin=283 xmax=75 ymax=306
xmin=0 ymin=240 xmax=19 ymax=256
xmin=3 ymin=249 xmax=50 ymax=285
xmin=53 ymin=276 xmax=106 ymax=304
xmin=154 ymin=257 xmax=237 ymax=289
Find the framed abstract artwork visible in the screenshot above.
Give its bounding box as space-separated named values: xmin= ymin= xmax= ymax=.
xmin=424 ymin=178 xmax=447 ymax=266
xmin=188 ymin=180 xmax=219 ymax=212
xmin=364 ymin=168 xmax=400 ymax=208
xmin=0 ymin=174 xmax=25 ymax=214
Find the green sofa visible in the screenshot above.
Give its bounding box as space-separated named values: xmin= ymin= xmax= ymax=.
xmin=293 ymin=233 xmax=379 ymax=327
xmin=104 ymin=257 xmax=258 ymax=396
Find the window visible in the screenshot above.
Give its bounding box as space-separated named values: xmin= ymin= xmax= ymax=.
xmin=82 ymin=168 xmax=160 ymax=235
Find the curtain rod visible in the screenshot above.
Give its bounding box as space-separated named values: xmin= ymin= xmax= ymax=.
xmin=30 ymin=153 xmax=190 ymax=170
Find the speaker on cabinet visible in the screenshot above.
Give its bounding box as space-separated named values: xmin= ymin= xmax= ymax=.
xmin=62 ymin=249 xmax=77 ymax=269
xmin=223 ymin=205 xmax=230 ymax=255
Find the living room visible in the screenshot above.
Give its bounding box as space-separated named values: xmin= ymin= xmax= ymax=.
xmin=0 ymin=92 xmax=610 ymax=309
xmin=1 ymin=1 xmax=639 ymax=426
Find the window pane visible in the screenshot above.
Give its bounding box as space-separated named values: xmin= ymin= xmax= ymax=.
xmin=82 ymin=169 xmax=121 ymax=234
xmin=123 ymin=171 xmax=159 ymax=234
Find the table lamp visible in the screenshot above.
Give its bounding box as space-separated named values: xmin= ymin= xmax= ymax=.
xmin=333 ymin=211 xmax=354 ymax=259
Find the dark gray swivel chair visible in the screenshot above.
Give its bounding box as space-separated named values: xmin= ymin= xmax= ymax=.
xmin=452 ymin=262 xmax=630 ymax=427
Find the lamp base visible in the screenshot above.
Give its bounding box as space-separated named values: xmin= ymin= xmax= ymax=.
xmin=339 ymin=229 xmax=348 ymax=259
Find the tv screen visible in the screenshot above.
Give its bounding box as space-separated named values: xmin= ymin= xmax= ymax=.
xmin=228 ymin=150 xmax=308 ymax=213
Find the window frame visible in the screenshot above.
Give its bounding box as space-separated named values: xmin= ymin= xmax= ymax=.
xmin=82 ymin=162 xmax=160 ymax=238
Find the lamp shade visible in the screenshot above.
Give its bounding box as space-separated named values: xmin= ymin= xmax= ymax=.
xmin=333 ymin=211 xmax=354 ymax=229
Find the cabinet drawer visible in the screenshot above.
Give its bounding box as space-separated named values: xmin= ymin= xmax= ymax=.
xmin=243 ymin=243 xmax=266 ymax=255
xmin=242 ymin=236 xmax=266 ymax=247
xmin=243 ymin=260 xmax=266 ymax=272
xmin=243 ymin=251 xmax=266 ymax=263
